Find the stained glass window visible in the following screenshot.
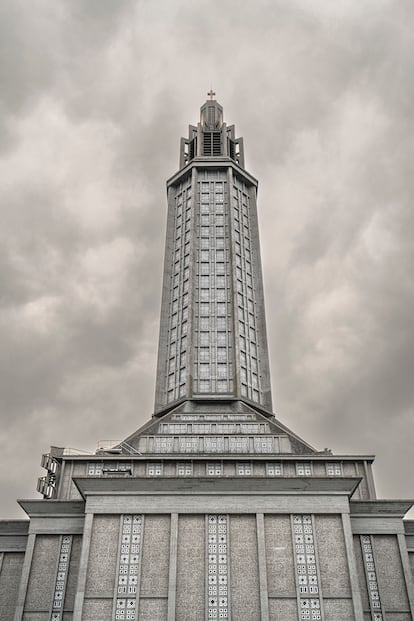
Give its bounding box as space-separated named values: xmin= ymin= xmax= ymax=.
xmin=207 ymin=515 xmax=229 ymax=620
xmin=114 ymin=515 xmax=143 ymax=620
xmin=50 ymin=535 xmax=72 ymax=621
xmin=360 ymin=535 xmax=384 ymax=618
xmin=292 ymin=515 xmax=322 ymax=619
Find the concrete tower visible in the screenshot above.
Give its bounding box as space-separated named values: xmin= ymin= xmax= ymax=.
xmin=0 ymin=95 xmax=413 ymax=621
xmin=155 ymin=92 xmax=272 ymax=413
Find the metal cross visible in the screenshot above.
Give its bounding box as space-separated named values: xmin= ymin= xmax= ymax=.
xmin=207 ymin=89 xmax=216 ymax=100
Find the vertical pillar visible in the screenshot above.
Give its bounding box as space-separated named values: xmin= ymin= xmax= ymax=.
xmin=341 ymin=513 xmax=364 ymax=620
xmin=256 ymin=513 xmax=269 ymax=621
xmin=167 ymin=513 xmax=179 ymax=621
xmin=14 ymin=532 xmax=36 ymax=621
xmin=363 ymin=461 xmax=376 ymax=499
xmin=397 ymin=533 xmax=414 ymax=617
xmin=73 ymin=512 xmax=93 ymax=621
xmin=65 ymin=461 xmax=74 ymax=499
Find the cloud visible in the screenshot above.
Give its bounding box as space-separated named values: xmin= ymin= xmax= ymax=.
xmin=0 ymin=0 xmax=413 ymax=518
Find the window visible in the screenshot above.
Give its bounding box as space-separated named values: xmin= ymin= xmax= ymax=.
xmin=237 ymin=462 xmax=252 ymax=476
xmin=200 ymin=317 xmax=209 ymax=330
xmin=266 ymin=462 xmax=283 ymax=476
xmin=199 ymin=379 xmax=210 ymax=392
xmin=147 ymin=463 xmax=163 ymax=476
xmin=296 ymin=462 xmax=312 ymax=476
xmin=204 ymin=437 xmax=225 ymax=452
xmin=199 ymin=364 xmax=210 ymax=379
xmin=326 ymin=462 xmax=342 ymax=476
xmin=87 ymin=462 xmax=103 ymax=476
xmin=207 ymin=462 xmax=223 ymax=476
xmin=199 ymin=347 xmax=210 ymax=362
xmin=254 ymin=437 xmax=273 ymax=453
xmin=177 ymin=462 xmax=193 ymax=476
xmin=200 ymin=332 xmax=209 ymax=346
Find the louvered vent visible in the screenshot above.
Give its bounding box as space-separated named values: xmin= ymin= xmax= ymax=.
xmin=203 ymin=132 xmax=222 ymax=156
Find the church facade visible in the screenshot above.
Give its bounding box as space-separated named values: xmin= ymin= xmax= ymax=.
xmin=1 ymin=96 xmax=413 ymax=621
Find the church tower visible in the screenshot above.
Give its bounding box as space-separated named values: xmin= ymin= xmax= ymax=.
xmin=155 ymin=91 xmax=271 ymax=412
xmin=0 ymin=95 xmax=413 ymax=621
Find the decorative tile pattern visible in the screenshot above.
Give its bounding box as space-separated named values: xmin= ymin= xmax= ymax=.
xmin=114 ymin=515 xmax=143 ymax=620
xmin=50 ymin=535 xmax=72 ymax=621
xmin=292 ymin=515 xmax=322 ymax=620
xmin=207 ymin=515 xmax=229 ymax=619
xmin=360 ymin=535 xmax=384 ymax=620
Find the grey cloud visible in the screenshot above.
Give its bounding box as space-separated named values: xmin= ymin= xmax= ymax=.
xmin=1 ymin=0 xmax=413 ymax=518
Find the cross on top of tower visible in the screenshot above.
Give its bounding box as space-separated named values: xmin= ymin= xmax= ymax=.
xmin=207 ymin=89 xmax=216 ymax=100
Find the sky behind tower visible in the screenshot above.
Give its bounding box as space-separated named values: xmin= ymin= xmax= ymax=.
xmin=0 ymin=0 xmax=413 ymax=517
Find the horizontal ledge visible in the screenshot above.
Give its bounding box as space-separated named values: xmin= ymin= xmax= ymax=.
xmin=64 ymin=454 xmax=376 ymax=462
xmin=350 ymin=500 xmax=413 ymax=517
xmin=17 ymin=500 xmax=85 ymax=517
xmin=73 ymin=476 xmax=361 ymax=499
xmin=166 ymin=160 xmax=258 ymax=188
xmin=0 ymin=520 xmax=29 ymax=535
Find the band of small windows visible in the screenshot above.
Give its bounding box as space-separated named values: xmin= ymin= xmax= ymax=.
xmin=360 ymin=535 xmax=384 ymax=619
xmin=114 ymin=515 xmax=143 ymax=620
xmin=145 ymin=462 xmax=285 ymax=477
xmin=87 ymin=461 xmax=344 ymax=478
xmin=50 ymin=535 xmax=72 ymax=621
xmin=292 ymin=515 xmax=322 ymax=620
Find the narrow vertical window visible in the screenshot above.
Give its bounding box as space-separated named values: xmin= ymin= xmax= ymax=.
xmin=114 ymin=515 xmax=143 ymax=620
xmin=207 ymin=515 xmax=230 ymax=620
xmin=50 ymin=535 xmax=72 ymax=621
xmin=360 ymin=535 xmax=384 ymax=619
xmin=292 ymin=515 xmax=322 ymax=619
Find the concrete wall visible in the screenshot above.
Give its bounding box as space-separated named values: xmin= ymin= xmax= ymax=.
xmin=7 ymin=508 xmax=413 ymax=621
xmin=0 ymin=552 xmax=25 ymax=620
xmin=139 ymin=515 xmax=170 ymax=619
xmin=176 ymin=515 xmax=204 ymax=621
xmin=229 ymin=515 xmax=260 ymax=620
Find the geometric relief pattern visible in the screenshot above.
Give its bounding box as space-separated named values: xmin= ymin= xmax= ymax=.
xmin=207 ymin=514 xmax=230 ymax=619
xmin=360 ymin=535 xmax=384 ymax=620
xmin=114 ymin=515 xmax=143 ymax=620
xmin=292 ymin=515 xmax=322 ymax=620
xmin=51 ymin=535 xmax=72 ymax=621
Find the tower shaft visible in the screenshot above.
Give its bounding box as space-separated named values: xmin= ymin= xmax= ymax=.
xmin=155 ymin=98 xmax=272 ymax=413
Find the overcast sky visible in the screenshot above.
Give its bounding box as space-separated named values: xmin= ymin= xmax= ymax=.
xmin=1 ymin=0 xmax=413 ymax=519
